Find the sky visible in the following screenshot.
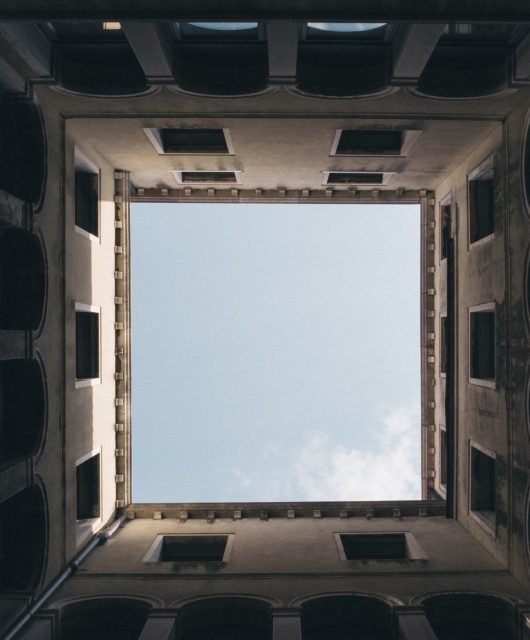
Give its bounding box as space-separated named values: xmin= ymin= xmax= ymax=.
xmin=131 ymin=202 xmax=420 ymax=503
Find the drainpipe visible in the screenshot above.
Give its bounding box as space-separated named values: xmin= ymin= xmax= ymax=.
xmin=5 ymin=513 xmax=128 ymax=640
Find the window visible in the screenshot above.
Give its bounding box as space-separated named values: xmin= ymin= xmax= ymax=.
xmin=524 ymin=117 xmax=530 ymax=210
xmin=76 ymin=453 xmax=100 ymax=519
xmin=75 ymin=170 xmax=99 ymax=237
xmin=305 ymin=22 xmax=387 ymax=40
xmin=176 ymin=22 xmax=259 ymax=40
xmin=143 ymin=534 xmax=231 ymax=562
xmin=330 ymin=128 xmax=421 ymax=157
xmin=144 ymin=128 xmax=232 ymax=155
xmin=440 ymin=314 xmax=447 ymax=376
xmin=469 ymin=157 xmax=495 ymax=244
xmin=171 ymin=170 xmax=240 ymax=184
xmin=324 ymin=171 xmax=394 ymax=185
xmin=440 ymin=426 xmax=447 ymax=489
xmin=75 ymin=308 xmax=99 ymax=380
xmin=333 ymin=130 xmax=402 ymax=156
xmin=440 ymin=197 xmax=451 ymax=261
xmin=469 ymin=305 xmax=495 ymax=385
xmin=336 ymin=532 xmax=426 ymax=560
xmin=470 ymin=444 xmax=496 ymax=529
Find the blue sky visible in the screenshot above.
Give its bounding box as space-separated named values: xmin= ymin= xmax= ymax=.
xmin=131 ymin=203 xmax=420 ymax=502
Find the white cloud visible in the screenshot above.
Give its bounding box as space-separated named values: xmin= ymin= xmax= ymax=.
xmin=234 ymin=402 xmax=421 ymax=501
xmin=232 ymin=468 xmax=252 ymax=490
xmin=290 ymin=403 xmax=421 ymax=500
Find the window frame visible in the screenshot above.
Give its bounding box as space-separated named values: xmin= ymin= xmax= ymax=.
xmin=75 ymin=303 xmax=101 ymax=388
xmin=329 ymin=128 xmax=421 ymax=157
xmin=334 ymin=531 xmax=427 ymax=561
xmin=468 ymin=302 xmax=496 ymax=389
xmin=468 ymin=155 xmax=495 ymax=248
xmin=75 ymin=449 xmax=102 ymax=546
xmin=74 ymin=149 xmax=100 ymax=241
xmin=170 ymin=169 xmax=241 ymax=185
xmin=469 ymin=440 xmax=496 ymax=535
xmin=143 ymin=127 xmax=235 ymax=156
xmin=438 ymin=425 xmax=447 ymax=496
xmin=143 ymin=533 xmax=234 ymax=563
xmin=440 ymin=312 xmax=448 ymax=379
xmin=439 ymin=192 xmax=452 ymax=263
xmin=322 ymin=171 xmax=395 ymax=186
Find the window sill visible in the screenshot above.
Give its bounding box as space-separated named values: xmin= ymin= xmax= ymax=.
xmin=469 ymin=232 xmax=494 ymax=250
xmin=75 ymin=225 xmax=99 ymax=242
xmin=470 ymin=510 xmax=496 ymax=537
xmin=469 ymin=377 xmax=496 ymax=389
xmin=75 ymin=377 xmax=101 ymax=389
xmin=76 ymin=516 xmax=102 ymax=547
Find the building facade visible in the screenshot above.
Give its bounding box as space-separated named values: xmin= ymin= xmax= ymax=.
xmin=1 ymin=3 xmax=530 ymax=638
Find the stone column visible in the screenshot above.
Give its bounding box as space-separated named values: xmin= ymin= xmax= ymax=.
xmin=138 ymin=610 xmax=178 ymax=640
xmin=395 ymin=606 xmax=438 ymax=640
xmin=273 ymin=608 xmax=302 ymax=640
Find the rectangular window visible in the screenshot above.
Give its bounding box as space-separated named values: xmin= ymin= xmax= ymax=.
xmin=440 ymin=314 xmax=447 ymax=376
xmin=325 ymin=172 xmax=385 ymax=185
xmin=339 ymin=533 xmax=407 ymax=560
xmin=144 ymin=127 xmax=232 ymax=154
xmin=143 ymin=534 xmax=231 ymax=562
xmin=171 ymin=170 xmax=240 ymax=184
xmin=440 ymin=200 xmax=450 ymax=261
xmin=334 ymin=130 xmax=402 ymax=156
xmin=469 ymin=157 xmax=495 ymax=244
xmin=75 ymin=170 xmax=99 ymax=237
xmin=76 ymin=454 xmax=100 ymax=519
xmin=162 ymin=535 xmax=228 ymax=561
xmin=469 ymin=306 xmax=495 ymax=383
xmin=76 ymin=310 xmax=99 ymax=380
xmin=470 ymin=444 xmax=495 ymax=529
xmin=440 ymin=427 xmax=447 ymax=489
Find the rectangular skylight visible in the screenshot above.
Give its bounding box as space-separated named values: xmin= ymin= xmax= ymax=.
xmin=131 ymin=203 xmax=420 ymax=502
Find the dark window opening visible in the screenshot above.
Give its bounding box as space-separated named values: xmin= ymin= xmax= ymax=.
xmin=441 ymin=203 xmax=450 ymax=260
xmin=0 ymin=228 xmax=45 ymax=331
xmin=0 ymin=485 xmax=46 ymax=591
xmin=180 ymin=171 xmax=237 ymax=183
xmin=161 ymin=535 xmax=228 ymax=561
xmin=524 ymin=123 xmax=530 ymax=207
xmin=75 ymin=170 xmax=99 ymax=236
xmin=160 ymin=128 xmax=229 ymax=154
xmin=469 ymin=174 xmax=494 ymax=243
xmin=76 ymin=310 xmax=99 ymax=379
xmin=301 ymin=596 xmax=393 ymax=640
xmin=326 ymin=172 xmax=384 ymax=184
xmin=178 ymin=22 xmax=260 ymax=41
xmin=0 ymin=359 xmax=45 ymax=460
xmin=440 ymin=428 xmax=447 ymax=488
xmin=335 ymin=129 xmax=402 ymax=155
xmin=471 ymin=446 xmax=495 ymax=526
xmin=60 ymin=598 xmax=152 ymax=640
xmin=76 ymin=454 xmax=100 ymax=519
xmin=305 ymin=23 xmax=388 ymax=41
xmin=442 ymin=23 xmax=517 ymax=44
xmin=424 ymin=593 xmax=516 ymax=640
xmin=440 ymin=315 xmax=447 ymax=375
xmin=180 ymin=598 xmax=272 ymax=640
xmin=42 ymin=21 xmax=126 ymax=41
xmin=340 ymin=533 xmax=407 ymax=560
xmin=470 ymin=310 xmax=495 ymax=381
